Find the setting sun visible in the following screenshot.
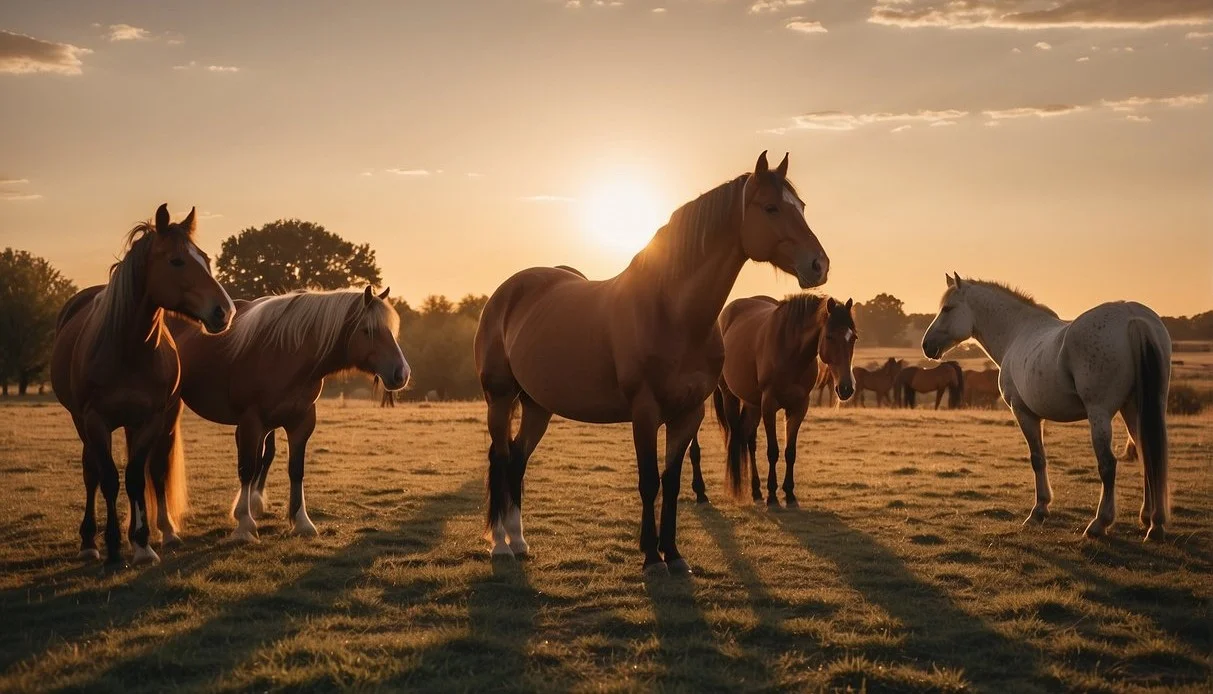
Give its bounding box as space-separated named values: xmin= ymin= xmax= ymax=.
xmin=579 ymin=177 xmax=668 ymax=254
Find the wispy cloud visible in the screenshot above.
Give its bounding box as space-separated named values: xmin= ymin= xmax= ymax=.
xmin=0 ymin=30 xmax=91 ymax=76
xmin=207 ymin=65 xmax=240 ymax=73
xmin=1077 ymin=56 xmax=1090 ymax=62
xmin=520 ymin=195 xmax=575 ymax=202
xmin=890 ymin=124 xmax=912 ymax=133
xmin=1187 ymin=30 xmax=1213 ymax=38
xmin=1034 ymin=41 xmax=1052 ymax=50
xmin=869 ymin=0 xmax=1213 ymax=30
xmin=198 ymin=211 xmax=224 ymax=220
xmin=173 ymin=61 xmax=241 ymax=73
xmin=0 ymin=191 xmax=42 ymax=201
xmin=1125 ymin=114 xmax=1152 ymax=123
xmin=0 ymin=177 xmax=30 ymax=185
xmin=652 ymin=7 xmax=667 ymax=13
xmin=786 ymin=18 xmax=827 ymax=33
xmin=106 ymin=24 xmax=150 ymax=42
xmin=385 ymin=168 xmax=432 ymax=176
xmin=750 ymin=0 xmax=807 ymax=13
xmin=982 ymin=104 xmax=1087 ymax=120
xmin=1101 ymin=93 xmax=1209 ymax=111
xmin=767 ymin=108 xmax=968 ymax=133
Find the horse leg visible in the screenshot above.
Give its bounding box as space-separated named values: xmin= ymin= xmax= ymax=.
xmin=1119 ymin=401 xmax=1149 ymax=528
xmin=123 ymin=422 xmax=161 ymax=565
xmin=230 ymin=419 xmax=266 ymax=542
xmin=1084 ymin=411 xmax=1119 ymax=539
xmin=632 ymin=396 xmax=665 ymax=575
xmin=761 ymin=395 xmax=780 ymax=506
xmin=147 ymin=402 xmax=183 ymax=548
xmin=251 ymin=429 xmax=276 ymax=518
xmin=742 ymin=404 xmax=763 ymax=502
xmin=77 ymin=445 xmax=100 ymax=561
xmin=286 ymin=407 xmax=318 ymax=537
xmin=934 ymin=387 xmax=945 ymax=410
xmin=1012 ymin=404 xmax=1051 ymax=525
xmin=661 ymin=403 xmax=703 ymax=575
xmin=82 ymin=412 xmax=123 ymax=566
xmin=506 ymin=395 xmax=552 ymax=556
xmin=783 ymin=403 xmax=808 ymax=508
xmin=485 ymin=391 xmax=517 ymax=557
xmin=689 ymin=435 xmax=708 ymax=504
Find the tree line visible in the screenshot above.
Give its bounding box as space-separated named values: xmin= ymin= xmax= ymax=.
xmin=3 ymin=219 xmax=1211 ymax=397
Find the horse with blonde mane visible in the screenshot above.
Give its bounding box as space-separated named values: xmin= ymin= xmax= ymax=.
xmin=168 ymin=286 xmax=409 ymax=540
xmin=475 ymin=152 xmax=830 ymax=575
xmin=51 ymin=205 xmax=234 ymax=566
xmin=702 ymin=294 xmax=857 ymax=506
xmin=923 ymin=274 xmax=1172 ymax=540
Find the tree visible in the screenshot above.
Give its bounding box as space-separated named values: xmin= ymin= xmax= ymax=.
xmin=456 ymin=294 xmax=489 ymax=320
xmin=215 ymin=219 xmax=382 ymax=298
xmin=853 ymin=293 xmax=907 ymax=346
xmin=0 ymin=249 xmax=78 ymax=395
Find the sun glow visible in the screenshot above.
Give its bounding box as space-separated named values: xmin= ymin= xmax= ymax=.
xmin=579 ymin=177 xmax=669 ymax=254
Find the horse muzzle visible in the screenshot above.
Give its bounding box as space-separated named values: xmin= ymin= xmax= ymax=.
xmin=921 ymin=340 xmax=944 ymax=361
xmin=202 ymin=304 xmax=233 ymax=334
xmin=381 ymin=362 xmax=412 ymax=392
xmin=794 ymin=254 xmax=829 ymax=289
xmin=836 ymin=382 xmax=855 ymax=402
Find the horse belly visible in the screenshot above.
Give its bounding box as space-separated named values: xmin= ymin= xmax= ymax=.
xmin=508 ymin=330 xmax=631 ymax=424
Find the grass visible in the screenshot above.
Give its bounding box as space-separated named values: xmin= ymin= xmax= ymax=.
xmin=0 ymin=399 xmax=1209 ymax=693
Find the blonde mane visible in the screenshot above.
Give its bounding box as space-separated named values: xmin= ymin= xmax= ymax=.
xmin=89 ymin=221 xmax=167 ymax=369
xmin=223 ymin=289 xmax=400 ymax=361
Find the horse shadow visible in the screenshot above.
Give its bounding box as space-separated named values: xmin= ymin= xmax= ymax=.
xmin=769 ymin=509 xmax=1055 ymax=691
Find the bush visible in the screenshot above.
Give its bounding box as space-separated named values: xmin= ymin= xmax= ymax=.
xmin=1168 ymin=384 xmax=1208 ymax=415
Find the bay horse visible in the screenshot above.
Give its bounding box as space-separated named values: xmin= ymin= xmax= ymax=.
xmin=695 ymin=294 xmax=857 ymax=507
xmin=923 ymin=274 xmax=1171 ymax=540
xmin=963 ymin=367 xmax=1001 ymax=408
xmin=475 ymin=152 xmax=830 ymax=575
xmin=51 ymin=205 xmax=235 ymax=566
xmin=852 ymin=357 xmax=904 ymax=407
xmin=896 ymin=361 xmax=964 ymax=409
xmin=168 ymin=287 xmax=409 ymax=541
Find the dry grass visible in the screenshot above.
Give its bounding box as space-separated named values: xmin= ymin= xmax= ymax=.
xmin=0 ymin=399 xmax=1209 ymax=693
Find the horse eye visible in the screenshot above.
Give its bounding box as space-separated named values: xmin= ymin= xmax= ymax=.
xmin=764 ymin=204 xmax=778 ymax=214
xmin=170 ymin=258 xmax=185 ymax=267
xmin=941 ymin=305 xmax=953 ymax=313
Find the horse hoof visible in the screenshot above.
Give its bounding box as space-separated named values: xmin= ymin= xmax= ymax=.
xmin=1144 ymin=526 xmax=1167 ymax=543
xmin=490 ymin=544 xmax=515 ymax=560
xmin=695 ymin=494 xmax=709 ymax=504
xmin=1022 ymin=510 xmax=1048 ymax=526
xmin=766 ymin=496 xmax=779 ymax=508
xmin=162 ymin=533 xmax=184 ymax=550
xmin=667 ymin=558 xmax=693 ymax=576
xmin=132 ymin=545 xmax=160 ymax=566
xmin=1083 ymin=520 xmax=1109 ymax=539
xmin=226 ymin=529 xmax=260 ymax=544
xmin=507 ymin=540 xmax=529 ymax=558
xmin=643 ymin=561 xmax=669 ymax=578
xmin=291 ymin=523 xmax=319 ymax=538
xmin=78 ymin=548 xmax=101 ymax=562
xmin=785 ymin=497 xmax=800 ymax=509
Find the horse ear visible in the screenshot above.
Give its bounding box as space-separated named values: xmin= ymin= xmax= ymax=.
xmin=945 ymin=273 xmax=956 ymax=288
xmin=377 ymin=286 xmax=390 ymax=300
xmin=845 ymin=298 xmax=853 ymax=309
xmin=155 ymin=204 xmax=171 ymax=233
xmin=754 ymin=151 xmax=770 ymax=176
xmin=953 ymin=272 xmax=964 ymax=287
xmin=182 ymin=206 xmax=197 ymax=233
xmin=826 ymin=297 xmax=837 ymax=311
xmin=363 ymin=285 xmax=374 ymax=306
xmin=774 ymin=153 xmax=789 ymax=179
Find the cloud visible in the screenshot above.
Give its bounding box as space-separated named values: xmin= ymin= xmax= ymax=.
xmin=1034 ymin=41 xmax=1051 ymax=50
xmin=1102 ymin=93 xmax=1208 ymax=110
xmin=0 ymin=177 xmax=29 ymax=185
xmin=385 ymin=168 xmax=432 ymax=176
xmin=869 ymin=0 xmax=1213 ymax=30
xmin=106 ymin=24 xmax=150 ymax=42
xmin=890 ymin=125 xmax=912 ymax=133
xmin=1077 ymin=56 xmax=1090 ymax=61
xmin=1125 ymin=114 xmax=1152 ymax=122
xmin=0 ymin=30 xmax=91 ymax=75
xmin=750 ymin=0 xmax=807 ymax=13
xmin=1187 ymin=30 xmax=1213 ymax=38
xmin=0 ymin=191 xmax=42 ymax=201
xmin=520 ymin=195 xmax=575 ymax=202
xmin=772 ymin=108 xmax=969 ymax=132
xmin=786 ymin=18 xmax=828 ymax=33
xmin=930 ymin=119 xmax=957 ymax=127
xmin=174 ymin=61 xmax=241 ymax=73
xmin=565 ymin=0 xmax=581 ymax=7
xmin=206 ymin=65 xmax=240 ymax=73
xmin=198 ymin=211 xmax=224 ymax=219
xmin=652 ymin=7 xmax=667 ymax=12
xmin=982 ymin=104 xmax=1087 ymax=120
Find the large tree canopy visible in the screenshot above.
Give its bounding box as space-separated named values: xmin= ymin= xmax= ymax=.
xmin=215 ymin=219 xmax=382 ymax=298
xmin=0 ymin=249 xmax=77 ymax=394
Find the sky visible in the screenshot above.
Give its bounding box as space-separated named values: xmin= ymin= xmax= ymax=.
xmin=1 ymin=0 xmax=1211 ymax=318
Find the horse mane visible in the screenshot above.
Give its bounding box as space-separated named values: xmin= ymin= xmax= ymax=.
xmin=968 ymin=278 xmax=1058 ymax=318
xmin=222 ymin=289 xmax=400 ymax=362
xmin=89 ymin=221 xmax=177 ymax=370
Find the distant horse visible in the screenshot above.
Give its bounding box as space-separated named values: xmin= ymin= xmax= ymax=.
xmin=691 ymin=295 xmax=856 ymax=506
xmin=852 ymin=357 xmax=904 ymax=407
xmin=923 ymin=274 xmax=1171 ymax=540
xmin=963 ymin=367 xmax=1001 ymax=408
xmin=51 ymin=205 xmax=234 ymax=566
xmin=169 ymin=287 xmax=409 ymax=541
xmin=896 ymin=361 xmax=964 ymax=409
xmin=475 ymin=152 xmax=830 ymax=575
xmin=811 ymin=368 xmax=839 ymax=408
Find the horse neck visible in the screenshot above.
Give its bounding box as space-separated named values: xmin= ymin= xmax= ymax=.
xmin=92 ymin=269 xmax=165 ymax=371
xmin=968 ymin=289 xmax=1059 ymax=365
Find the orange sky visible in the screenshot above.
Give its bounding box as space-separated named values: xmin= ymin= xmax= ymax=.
xmin=1 ymin=0 xmax=1211 ymax=317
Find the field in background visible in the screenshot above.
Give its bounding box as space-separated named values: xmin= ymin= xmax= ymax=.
xmin=0 ymin=401 xmax=1209 ymax=692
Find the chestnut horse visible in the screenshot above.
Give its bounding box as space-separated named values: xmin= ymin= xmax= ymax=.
xmin=51 ymin=205 xmax=234 ymax=566
xmin=168 ymin=287 xmax=409 ymax=541
xmin=475 ymin=152 xmax=830 ymax=575
xmin=963 ymin=367 xmax=1001 ymax=408
xmin=691 ymin=294 xmax=856 ymax=506
xmin=852 ymin=357 xmax=904 ymax=407
xmin=896 ymin=361 xmax=964 ymax=409
xmin=923 ymin=274 xmax=1171 ymax=540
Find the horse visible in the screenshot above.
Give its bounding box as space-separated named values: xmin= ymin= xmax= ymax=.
xmin=475 ymin=152 xmax=830 ymax=575
xmin=811 ymin=368 xmax=839 ymax=408
xmin=922 ymin=274 xmax=1171 ymax=541
xmin=168 ymin=286 xmax=409 ymax=541
xmin=690 ymin=295 xmax=856 ymax=507
xmin=851 ymin=357 xmax=903 ymax=407
xmin=50 ymin=205 xmax=234 ymax=566
xmin=963 ymin=367 xmax=1001 ymax=408
xmin=896 ymin=361 xmax=964 ymax=409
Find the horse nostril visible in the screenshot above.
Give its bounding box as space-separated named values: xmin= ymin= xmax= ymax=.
xmin=210 ymin=305 xmax=227 ymax=328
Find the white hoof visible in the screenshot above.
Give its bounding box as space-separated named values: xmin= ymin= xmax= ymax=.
xmin=507 ymin=538 xmax=530 ymax=556
xmin=292 ymin=507 xmax=318 ymax=537
xmin=491 ymin=542 xmax=515 ymax=559
xmin=162 ymin=532 xmax=183 ymax=549
xmin=78 ymin=548 xmax=101 ymax=562
xmin=250 ymin=491 xmax=268 ymax=518
xmin=132 ymin=544 xmax=160 ymax=565
xmin=227 ymin=517 xmax=260 ymax=544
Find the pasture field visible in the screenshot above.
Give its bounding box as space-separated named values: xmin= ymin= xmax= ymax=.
xmin=0 ymin=399 xmax=1209 ymax=693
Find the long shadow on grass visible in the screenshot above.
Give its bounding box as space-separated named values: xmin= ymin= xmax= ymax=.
xmin=65 ymin=478 xmax=483 ymax=691
xmin=771 ymin=510 xmax=1055 ymax=692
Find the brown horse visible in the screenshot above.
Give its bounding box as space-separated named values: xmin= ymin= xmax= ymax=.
xmin=690 ymin=295 xmax=856 ymax=506
xmin=963 ymin=367 xmax=1001 ymax=408
xmin=168 ymin=287 xmax=409 ymax=541
xmin=475 ymin=152 xmax=830 ymax=575
xmin=852 ymin=357 xmax=904 ymax=407
xmin=51 ymin=205 xmax=234 ymax=566
xmin=896 ymin=361 xmax=964 ymax=409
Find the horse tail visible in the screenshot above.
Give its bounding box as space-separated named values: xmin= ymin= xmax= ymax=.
xmin=1129 ymin=319 xmax=1170 ymax=526
xmin=947 ymin=362 xmax=965 ymax=409
xmin=485 ymin=396 xmax=520 ymax=532
xmin=145 ymin=416 xmax=189 ymax=530
xmin=715 ymin=389 xmax=748 ymax=500
xmin=712 ymin=388 xmax=727 ymax=434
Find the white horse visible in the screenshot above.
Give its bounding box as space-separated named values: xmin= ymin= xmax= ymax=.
xmin=921 ymin=274 xmax=1171 ymax=541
